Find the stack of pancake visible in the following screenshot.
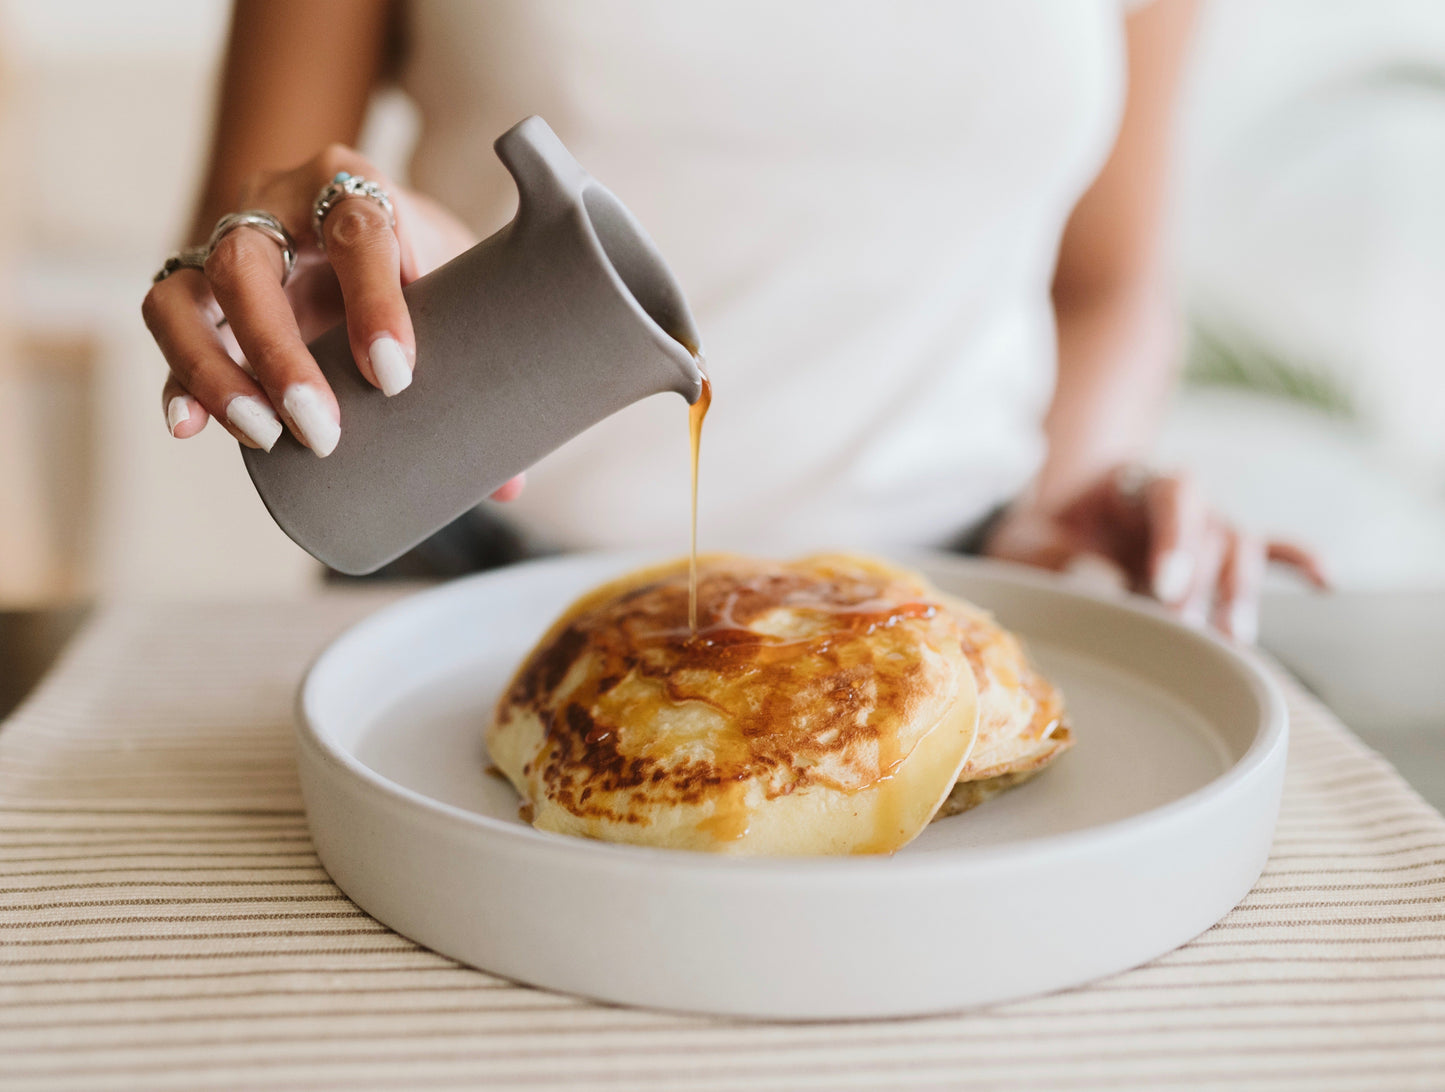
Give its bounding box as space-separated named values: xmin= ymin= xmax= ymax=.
xmin=488 ymin=554 xmax=1071 ymax=855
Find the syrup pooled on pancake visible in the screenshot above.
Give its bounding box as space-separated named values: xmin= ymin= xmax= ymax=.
xmin=488 ymin=554 xmax=979 ymax=855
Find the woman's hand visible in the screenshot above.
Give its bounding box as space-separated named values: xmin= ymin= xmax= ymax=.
xmin=982 ymin=466 xmax=1329 ymax=643
xmin=142 ymin=145 xmax=524 ymax=499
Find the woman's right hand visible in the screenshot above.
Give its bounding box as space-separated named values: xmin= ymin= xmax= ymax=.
xmin=142 ymin=144 xmax=524 ymax=499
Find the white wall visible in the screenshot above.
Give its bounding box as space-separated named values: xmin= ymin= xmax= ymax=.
xmin=1168 ymin=0 xmax=1445 ymax=587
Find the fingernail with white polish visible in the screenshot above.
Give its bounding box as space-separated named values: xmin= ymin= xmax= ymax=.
xmin=165 ymin=395 xmax=191 ymax=436
xmin=1229 ymin=602 xmax=1259 ymax=644
xmin=282 ymin=384 xmax=341 ymax=458
xmin=1153 ymin=549 xmax=1192 ymax=603
xmin=226 ymin=395 xmax=283 ymax=452
xmin=369 ymin=336 xmax=412 ymax=397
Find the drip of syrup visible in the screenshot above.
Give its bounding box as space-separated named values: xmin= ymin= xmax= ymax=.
xmin=688 ymin=364 xmax=712 ymax=634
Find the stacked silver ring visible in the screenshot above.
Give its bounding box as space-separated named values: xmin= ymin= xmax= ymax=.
xmin=311 ymin=172 xmax=395 ymax=249
xmin=152 ymin=210 xmax=298 ymax=287
xmin=208 ymin=210 xmax=299 ymax=285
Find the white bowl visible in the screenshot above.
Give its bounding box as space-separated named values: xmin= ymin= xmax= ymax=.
xmin=297 ymin=552 xmax=1286 ymax=1019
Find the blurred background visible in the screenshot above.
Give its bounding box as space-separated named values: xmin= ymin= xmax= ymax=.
xmin=1 ymin=2 xmax=1443 ymax=794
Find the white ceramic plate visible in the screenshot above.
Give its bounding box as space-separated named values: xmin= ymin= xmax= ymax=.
xmin=298 ymin=552 xmax=1286 ymax=1019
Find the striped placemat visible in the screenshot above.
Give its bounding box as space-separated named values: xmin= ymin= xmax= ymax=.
xmin=2 ymin=595 xmax=1444 ymax=1091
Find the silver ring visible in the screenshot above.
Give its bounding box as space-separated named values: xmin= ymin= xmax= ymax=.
xmin=208 ymin=210 xmax=298 ymax=285
xmin=311 ymin=172 xmax=395 ymax=249
xmin=152 ymin=245 xmax=209 ymax=285
xmin=1115 ymin=463 xmax=1155 ymax=502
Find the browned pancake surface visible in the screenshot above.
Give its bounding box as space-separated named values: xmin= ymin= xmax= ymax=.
xmin=490 ymin=554 xmax=977 ymax=854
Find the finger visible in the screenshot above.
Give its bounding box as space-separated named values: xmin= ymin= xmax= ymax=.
xmin=1267 ymin=540 xmax=1332 ymax=590
xmin=205 ymin=226 xmax=340 ymax=457
xmin=1181 ymin=520 xmax=1228 ymax=628
xmin=1144 ymin=474 xmax=1204 ymax=605
xmin=161 ymin=372 xmax=209 ymax=439
xmin=142 ymin=271 xmax=282 ymax=451
xmin=1214 ymin=530 xmax=1266 ymax=643
xmin=489 ymin=474 xmax=526 ymax=503
xmin=322 ymin=195 xmax=414 ymax=396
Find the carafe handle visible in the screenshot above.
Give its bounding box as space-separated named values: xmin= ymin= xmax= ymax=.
xmin=495 ymin=116 xmax=590 ymax=224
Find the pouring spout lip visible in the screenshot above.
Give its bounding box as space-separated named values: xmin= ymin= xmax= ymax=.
xmin=638 ymin=327 xmax=703 ymax=404
xmin=661 ymin=334 xmax=705 ymax=404
xmin=574 ymin=181 xmax=706 ymax=403
xmin=665 ymin=337 xmax=706 ymax=405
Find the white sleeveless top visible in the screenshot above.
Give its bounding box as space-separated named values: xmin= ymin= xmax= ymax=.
xmin=399 ymin=1 xmax=1126 ymax=554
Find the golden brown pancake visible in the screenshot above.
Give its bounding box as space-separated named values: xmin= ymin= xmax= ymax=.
xmin=488 ymin=554 xmax=979 ymax=855
xmin=937 ymin=593 xmax=1072 ymax=817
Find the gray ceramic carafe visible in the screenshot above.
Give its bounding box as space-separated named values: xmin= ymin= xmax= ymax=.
xmin=242 ymin=116 xmax=705 ymax=575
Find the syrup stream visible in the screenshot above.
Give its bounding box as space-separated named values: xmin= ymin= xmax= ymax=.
xmin=688 ymin=364 xmax=712 ymax=634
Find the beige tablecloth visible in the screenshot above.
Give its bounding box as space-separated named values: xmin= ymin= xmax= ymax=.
xmin=2 ymin=595 xmax=1444 ymax=1091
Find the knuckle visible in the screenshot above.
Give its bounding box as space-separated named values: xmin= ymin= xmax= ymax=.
xmin=244 ymin=332 xmax=304 ymax=381
xmin=243 ymin=330 xmax=288 ymax=369
xmin=141 ymin=277 xmax=197 ymax=336
xmin=165 ymin=348 xmax=203 ymax=386
xmin=326 ymin=200 xmax=393 ymax=250
xmin=203 ymin=235 xmax=246 ymax=289
xmin=204 ymin=232 xmax=276 ymax=293
xmin=140 ymin=286 xmax=165 ymax=331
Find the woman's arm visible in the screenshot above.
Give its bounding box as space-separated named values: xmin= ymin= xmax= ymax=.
xmin=1033 ymin=0 xmax=1193 ymax=513
xmin=189 ymin=0 xmax=393 ymax=243
xmin=987 ymin=0 xmax=1326 ymax=639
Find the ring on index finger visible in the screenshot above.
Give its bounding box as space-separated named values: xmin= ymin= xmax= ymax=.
xmin=1115 ymin=463 xmax=1156 ymax=503
xmin=207 ymin=210 xmax=299 ymax=285
xmin=152 ymin=245 xmax=209 ymax=284
xmin=311 ymin=172 xmax=396 ymax=250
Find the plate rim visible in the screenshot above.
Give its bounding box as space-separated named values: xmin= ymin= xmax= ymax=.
xmin=297 ymin=550 xmax=1287 ymax=877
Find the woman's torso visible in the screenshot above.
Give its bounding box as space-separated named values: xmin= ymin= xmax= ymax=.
xmin=399 ymin=0 xmax=1125 ymax=554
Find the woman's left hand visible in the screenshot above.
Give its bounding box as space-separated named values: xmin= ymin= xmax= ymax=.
xmin=982 ymin=466 xmax=1330 ymax=643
